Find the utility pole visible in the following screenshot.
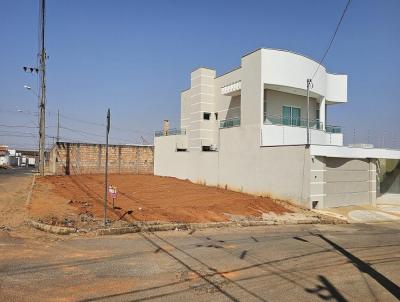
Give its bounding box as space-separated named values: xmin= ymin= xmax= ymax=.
xmin=104 ymin=109 xmax=111 ymax=227
xmin=306 ymin=78 xmax=312 ymax=145
xmin=38 ymin=0 xmax=47 ymax=176
xmin=57 ymin=109 xmax=60 ymax=142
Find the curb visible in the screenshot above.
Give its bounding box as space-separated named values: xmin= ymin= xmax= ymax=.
xmin=96 ymin=217 xmax=341 ymax=236
xmin=25 ymin=174 xmax=36 ymax=207
xmin=27 ymin=219 xmax=77 ymax=235
xmin=26 ymin=216 xmax=344 ymax=236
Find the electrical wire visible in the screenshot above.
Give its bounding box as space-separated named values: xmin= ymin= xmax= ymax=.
xmin=311 ymin=0 xmax=352 ymax=80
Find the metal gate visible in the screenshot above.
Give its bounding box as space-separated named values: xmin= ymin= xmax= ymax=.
xmin=324 ymin=158 xmax=371 ymax=207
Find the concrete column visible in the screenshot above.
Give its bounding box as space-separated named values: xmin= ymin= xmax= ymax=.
xmin=77 ymin=144 xmax=81 ymax=175
xmin=369 ymin=159 xmax=377 ymax=206
xmin=163 ymin=120 xmax=169 ymax=136
xmin=319 ymin=97 xmax=326 ymax=130
xmin=98 ymin=145 xmax=102 ymax=169
xmin=188 ymin=68 xmax=216 ymax=151
xmin=118 ymin=146 xmax=121 ymax=174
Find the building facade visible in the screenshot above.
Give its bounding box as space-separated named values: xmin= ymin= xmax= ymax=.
xmin=155 ymin=48 xmax=400 ymax=209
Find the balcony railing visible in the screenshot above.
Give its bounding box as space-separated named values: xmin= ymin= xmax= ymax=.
xmin=325 ymin=125 xmax=341 ymax=134
xmin=264 ymin=114 xmax=323 ymax=129
xmin=154 ymin=128 xmax=186 ymax=137
xmin=220 ymin=117 xmax=240 ymax=129
xmin=264 ymin=114 xmax=342 ymax=133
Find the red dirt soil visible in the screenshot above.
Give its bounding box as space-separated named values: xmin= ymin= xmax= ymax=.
xmin=30 ymin=174 xmax=291 ymax=224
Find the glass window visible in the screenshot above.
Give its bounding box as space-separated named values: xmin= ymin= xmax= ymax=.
xmin=283 ymin=106 xmax=291 ymax=125
xmin=282 ymin=106 xmax=301 ymax=126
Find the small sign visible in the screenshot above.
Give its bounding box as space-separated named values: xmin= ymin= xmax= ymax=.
xmin=108 ymin=185 xmax=117 ymax=198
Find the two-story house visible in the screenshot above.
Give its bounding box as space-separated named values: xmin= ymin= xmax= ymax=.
xmin=155 ymin=48 xmax=400 ymax=209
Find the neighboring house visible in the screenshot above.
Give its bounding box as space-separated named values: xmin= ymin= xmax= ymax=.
xmin=0 ymin=145 xmax=9 ymax=167
xmin=154 ymin=48 xmax=400 ymax=209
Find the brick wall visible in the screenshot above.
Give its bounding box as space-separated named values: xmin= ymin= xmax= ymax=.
xmin=48 ymin=142 xmax=154 ymax=175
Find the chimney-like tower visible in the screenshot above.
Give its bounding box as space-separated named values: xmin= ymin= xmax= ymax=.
xmin=163 ymin=119 xmax=170 ymax=136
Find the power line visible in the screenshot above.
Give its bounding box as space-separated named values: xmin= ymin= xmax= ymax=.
xmin=1 ymin=108 xmax=153 ymax=136
xmin=0 ymin=124 xmax=38 ymax=129
xmin=312 ymin=0 xmax=352 ymax=80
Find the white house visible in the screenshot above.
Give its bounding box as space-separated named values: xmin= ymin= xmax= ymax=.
xmin=0 ymin=145 xmax=9 ymax=167
xmin=155 ymin=48 xmax=400 ymax=209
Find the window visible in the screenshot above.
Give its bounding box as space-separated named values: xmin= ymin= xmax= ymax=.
xmin=203 ymin=112 xmax=211 ymax=120
xmin=282 ymin=106 xmax=301 ymax=126
xmin=316 ymin=109 xmax=320 ymax=129
xmin=215 ymin=112 xmax=218 ymax=120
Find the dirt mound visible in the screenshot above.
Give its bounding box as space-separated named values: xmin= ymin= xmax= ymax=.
xmin=30 ymin=174 xmax=291 ymax=226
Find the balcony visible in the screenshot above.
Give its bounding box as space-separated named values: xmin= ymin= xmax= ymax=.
xmin=325 ymin=125 xmax=342 ymax=134
xmin=220 ymin=117 xmax=241 ymax=129
xmin=262 ymin=114 xmax=343 ymax=146
xmin=264 ymin=114 xmax=324 ymax=130
xmin=155 ymin=128 xmax=186 ymax=137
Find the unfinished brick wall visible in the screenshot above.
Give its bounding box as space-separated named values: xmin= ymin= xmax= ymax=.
xmin=48 ymin=142 xmax=154 ymax=175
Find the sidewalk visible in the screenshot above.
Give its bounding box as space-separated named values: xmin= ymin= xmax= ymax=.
xmin=314 ymin=194 xmax=400 ymax=223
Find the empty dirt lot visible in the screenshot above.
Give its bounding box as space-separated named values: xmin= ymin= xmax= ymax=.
xmin=29 ymin=174 xmax=291 ymax=227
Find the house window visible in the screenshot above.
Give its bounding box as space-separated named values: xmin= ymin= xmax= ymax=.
xmin=282 ymin=106 xmax=301 ymax=126
xmin=215 ymin=112 xmax=218 ymax=120
xmin=203 ymin=112 xmax=211 ymax=120
xmin=316 ymin=109 xmax=320 ymax=129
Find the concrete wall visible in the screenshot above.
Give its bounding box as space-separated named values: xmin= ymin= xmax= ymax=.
xmin=49 ymin=142 xmax=154 ymax=175
xmin=264 ymin=89 xmax=318 ymax=121
xmin=155 ymin=127 xmax=311 ymax=207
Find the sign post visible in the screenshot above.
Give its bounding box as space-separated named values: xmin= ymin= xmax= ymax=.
xmin=104 ymin=109 xmax=110 ymax=227
xmin=108 ymin=185 xmax=117 ymax=209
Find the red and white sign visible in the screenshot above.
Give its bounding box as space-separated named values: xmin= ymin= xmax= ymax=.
xmin=108 ymin=186 xmax=117 ymax=198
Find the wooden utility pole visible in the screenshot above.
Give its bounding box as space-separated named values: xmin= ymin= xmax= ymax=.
xmin=38 ymin=0 xmax=47 ymax=175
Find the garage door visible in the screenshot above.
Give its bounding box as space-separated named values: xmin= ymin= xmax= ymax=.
xmin=324 ymin=158 xmax=371 ymax=208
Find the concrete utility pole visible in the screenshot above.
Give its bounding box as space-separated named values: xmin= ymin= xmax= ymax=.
xmin=56 ymin=109 xmax=60 ymax=142
xmin=38 ymin=0 xmax=47 ymax=176
xmin=104 ymin=109 xmax=111 ymax=227
xmin=306 ymin=78 xmax=312 ymax=145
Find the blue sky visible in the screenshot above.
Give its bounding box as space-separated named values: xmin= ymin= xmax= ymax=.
xmin=0 ymin=0 xmax=399 ymax=149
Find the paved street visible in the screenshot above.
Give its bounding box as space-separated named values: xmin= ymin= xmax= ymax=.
xmin=1 ymin=221 xmax=399 ymax=301
xmin=0 ymin=167 xmax=35 ymax=230
xmin=1 ymin=169 xmax=400 ymax=301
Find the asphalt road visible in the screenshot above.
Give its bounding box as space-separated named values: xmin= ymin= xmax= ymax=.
xmin=0 ymin=166 xmax=35 ymax=230
xmin=0 ymin=166 xmax=36 ymax=176
xmin=0 ymin=222 xmax=399 ymax=302
xmin=0 ymin=168 xmax=399 ymax=301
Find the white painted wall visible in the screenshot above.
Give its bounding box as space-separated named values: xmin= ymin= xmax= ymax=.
xmin=155 ymin=127 xmax=311 ymax=207
xmin=260 ymin=48 xmax=347 ymax=104
xmin=261 ymin=125 xmax=344 ymax=146
xmin=310 ymin=145 xmax=400 ymax=160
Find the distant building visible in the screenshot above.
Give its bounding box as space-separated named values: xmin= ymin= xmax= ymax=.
xmin=0 ymin=145 xmax=9 ymax=167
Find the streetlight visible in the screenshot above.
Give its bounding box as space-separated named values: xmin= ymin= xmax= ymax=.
xmin=24 ymin=85 xmax=39 ymax=97
xmin=22 ymin=86 xmax=40 ymax=171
